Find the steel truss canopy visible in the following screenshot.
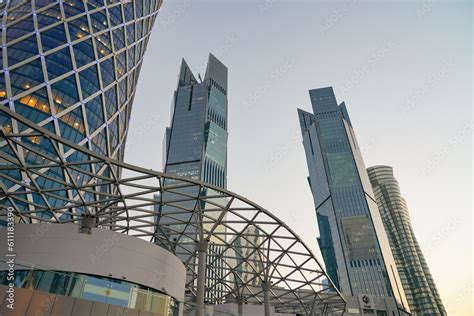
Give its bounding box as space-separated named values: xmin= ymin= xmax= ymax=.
xmin=0 ymin=107 xmax=346 ymax=315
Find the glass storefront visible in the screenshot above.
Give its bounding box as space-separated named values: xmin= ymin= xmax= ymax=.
xmin=0 ymin=268 xmax=179 ymax=315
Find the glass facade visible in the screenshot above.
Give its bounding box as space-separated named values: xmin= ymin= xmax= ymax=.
xmin=233 ymin=226 xmax=264 ymax=288
xmin=157 ymin=54 xmax=228 ymax=303
xmin=0 ymin=0 xmax=163 ymax=217
xmin=0 ymin=268 xmax=179 ymax=315
xmin=163 ymin=54 xmax=228 ymax=186
xmin=367 ymin=165 xmax=447 ymax=315
xmin=159 ymin=55 xmax=228 ymax=245
xmin=298 ymin=87 xmax=409 ymax=311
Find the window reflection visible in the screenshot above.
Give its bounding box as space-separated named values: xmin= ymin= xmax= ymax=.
xmin=0 ymin=269 xmax=179 ymax=315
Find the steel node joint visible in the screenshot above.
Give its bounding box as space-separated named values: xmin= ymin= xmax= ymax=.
xmin=197 ymin=240 xmax=209 ymax=253
xmin=262 ymin=281 xmax=271 ymax=292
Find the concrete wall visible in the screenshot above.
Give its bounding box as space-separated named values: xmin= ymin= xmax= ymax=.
xmin=0 ymin=224 xmax=186 ymax=300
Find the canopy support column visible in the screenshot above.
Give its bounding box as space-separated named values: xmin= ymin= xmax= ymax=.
xmin=262 ymin=281 xmax=271 ymax=316
xmin=196 ymin=240 xmax=208 ymax=316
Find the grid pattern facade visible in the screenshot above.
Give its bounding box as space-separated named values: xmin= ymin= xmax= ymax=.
xmin=0 ymin=0 xmax=162 ymax=214
xmin=367 ymin=165 xmax=446 ymax=315
xmin=297 ymin=87 xmax=409 ymax=312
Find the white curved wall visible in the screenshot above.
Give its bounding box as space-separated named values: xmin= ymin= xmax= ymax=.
xmin=0 ymin=224 xmax=186 ymax=300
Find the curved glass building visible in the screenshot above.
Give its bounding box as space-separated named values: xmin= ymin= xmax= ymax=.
xmin=0 ymin=0 xmax=162 ymax=214
xmin=0 ymin=223 xmax=185 ymax=316
xmin=367 ymin=165 xmax=446 ymax=315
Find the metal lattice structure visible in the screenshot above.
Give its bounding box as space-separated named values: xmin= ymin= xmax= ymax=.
xmin=0 ymin=106 xmax=346 ymax=314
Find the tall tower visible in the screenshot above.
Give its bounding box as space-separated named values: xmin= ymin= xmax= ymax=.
xmin=233 ymin=226 xmax=264 ymax=288
xmin=0 ymin=0 xmax=163 ymax=214
xmin=159 ymin=53 xmax=228 ymax=303
xmin=297 ymin=87 xmax=409 ymax=312
xmin=367 ymin=165 xmax=446 ymax=315
xmin=163 ymin=53 xmax=227 ymax=187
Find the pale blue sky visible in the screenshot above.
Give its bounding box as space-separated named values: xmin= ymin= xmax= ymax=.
xmin=125 ymin=1 xmax=472 ymax=314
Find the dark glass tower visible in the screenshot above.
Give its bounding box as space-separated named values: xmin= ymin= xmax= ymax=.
xmin=297 ymin=87 xmax=409 ymax=311
xmin=367 ymin=165 xmax=446 ymax=315
xmin=159 ymin=53 xmax=228 ymax=303
xmin=163 ymin=54 xmax=228 ymax=187
xmin=0 ymin=0 xmax=162 ymax=215
xmin=160 ymin=53 xmax=228 ymax=249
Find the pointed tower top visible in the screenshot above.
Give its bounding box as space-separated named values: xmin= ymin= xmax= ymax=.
xmin=178 ymin=58 xmax=197 ymax=87
xmin=204 ymin=53 xmax=228 ymax=93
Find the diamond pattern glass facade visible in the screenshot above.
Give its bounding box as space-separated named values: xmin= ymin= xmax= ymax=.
xmin=0 ymin=0 xmax=162 ymax=214
xmin=367 ymin=165 xmax=447 ymax=316
xmin=1 ymin=0 xmax=162 ymax=158
xmin=297 ymin=87 xmax=410 ymax=312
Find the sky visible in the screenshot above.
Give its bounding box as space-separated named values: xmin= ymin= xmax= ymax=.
xmin=124 ymin=1 xmax=472 ymax=315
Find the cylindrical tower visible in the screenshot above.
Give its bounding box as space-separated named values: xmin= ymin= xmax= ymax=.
xmin=0 ymin=0 xmax=163 ymax=214
xmin=367 ymin=165 xmax=446 ymax=316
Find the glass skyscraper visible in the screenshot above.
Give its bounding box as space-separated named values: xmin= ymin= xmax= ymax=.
xmin=297 ymin=87 xmax=409 ymax=311
xmin=0 ymin=0 xmax=162 ymax=215
xmin=159 ymin=53 xmax=228 ymax=303
xmin=162 ymin=53 xmax=227 ymax=187
xmin=233 ymin=226 xmax=264 ymax=288
xmin=367 ymin=165 xmax=446 ymax=315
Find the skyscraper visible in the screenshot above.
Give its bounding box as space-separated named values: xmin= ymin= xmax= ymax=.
xmin=297 ymin=87 xmax=409 ymax=313
xmin=367 ymin=165 xmax=446 ymax=315
xmin=158 ymin=53 xmax=228 ymax=303
xmin=0 ymin=0 xmax=163 ymax=214
xmin=162 ymin=53 xmax=227 ymax=187
xmin=233 ymin=226 xmax=264 ymax=288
